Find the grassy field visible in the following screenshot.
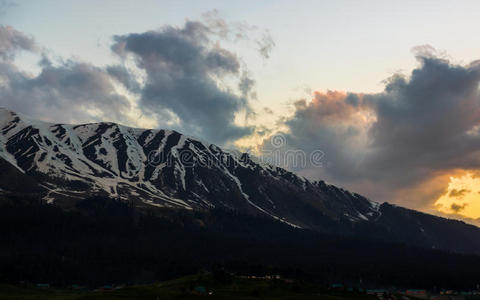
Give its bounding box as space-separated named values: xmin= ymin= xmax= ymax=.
xmin=0 ymin=274 xmax=378 ymax=300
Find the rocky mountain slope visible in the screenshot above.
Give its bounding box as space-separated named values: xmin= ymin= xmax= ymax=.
xmin=1 ymin=107 xmax=480 ymax=254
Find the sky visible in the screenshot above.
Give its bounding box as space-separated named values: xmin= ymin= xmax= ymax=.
xmin=2 ymin=0 xmax=480 ymax=224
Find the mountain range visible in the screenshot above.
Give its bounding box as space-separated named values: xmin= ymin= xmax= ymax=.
xmin=1 ymin=107 xmax=480 ymax=255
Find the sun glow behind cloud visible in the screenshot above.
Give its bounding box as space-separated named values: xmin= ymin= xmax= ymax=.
xmin=435 ymin=172 xmax=480 ymax=220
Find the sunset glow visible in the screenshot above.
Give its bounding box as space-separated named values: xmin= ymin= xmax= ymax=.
xmin=435 ymin=172 xmax=480 ymax=220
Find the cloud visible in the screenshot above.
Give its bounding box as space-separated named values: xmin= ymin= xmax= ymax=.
xmin=362 ymin=55 xmax=480 ymax=188
xmin=270 ymin=49 xmax=480 ymax=211
xmin=106 ymin=65 xmax=141 ymax=93
xmin=0 ymin=25 xmax=133 ymax=125
xmin=0 ymin=60 xmax=132 ymax=124
xmin=201 ymin=9 xmax=275 ymax=60
xmin=263 ymin=107 xmax=273 ymax=114
xmin=238 ymin=72 xmax=255 ymax=99
xmin=0 ymin=25 xmax=36 ymax=60
xmin=201 ymin=9 xmax=250 ymax=41
xmin=266 ymin=90 xmax=373 ymax=178
xmin=111 ymin=20 xmax=255 ymax=144
xmin=449 ymin=188 xmax=469 ymax=198
xmin=0 ymin=13 xmax=267 ymax=144
xmin=451 ymin=202 xmax=468 ymax=213
xmin=257 ymin=30 xmax=275 ymax=59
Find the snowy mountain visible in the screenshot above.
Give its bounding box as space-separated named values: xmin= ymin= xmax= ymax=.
xmin=0 ymin=108 xmax=380 ymax=226
xmin=2 ymin=107 xmax=480 ymax=254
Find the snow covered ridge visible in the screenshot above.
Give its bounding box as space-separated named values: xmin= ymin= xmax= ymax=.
xmin=0 ymin=108 xmax=382 ymax=228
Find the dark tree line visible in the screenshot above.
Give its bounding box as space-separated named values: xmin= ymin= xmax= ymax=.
xmin=0 ymin=195 xmax=480 ymax=290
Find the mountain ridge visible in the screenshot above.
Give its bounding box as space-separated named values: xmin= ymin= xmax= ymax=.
xmin=2 ymin=107 xmax=480 ymax=254
xmin=0 ymin=107 xmax=380 ymax=226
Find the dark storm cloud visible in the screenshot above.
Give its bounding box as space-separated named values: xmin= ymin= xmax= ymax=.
xmin=363 ymin=55 xmax=480 ymax=186
xmin=274 ymin=51 xmax=480 ymax=207
xmin=111 ymin=20 xmax=254 ymax=144
xmin=1 ymin=61 xmax=131 ymax=124
xmin=0 ymin=25 xmax=131 ymax=124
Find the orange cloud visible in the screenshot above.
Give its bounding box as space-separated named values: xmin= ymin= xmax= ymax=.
xmin=435 ymin=172 xmax=480 ymax=220
xmin=300 ymin=90 xmax=372 ymax=122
